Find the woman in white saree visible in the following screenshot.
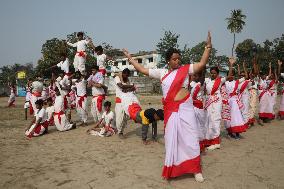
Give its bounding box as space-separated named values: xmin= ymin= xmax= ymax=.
xmin=122 ymin=32 xmax=212 ymax=182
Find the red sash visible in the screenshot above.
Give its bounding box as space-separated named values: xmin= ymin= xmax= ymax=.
xmin=99 ymin=69 xmax=106 ymax=76
xmin=54 ymin=111 xmax=64 ymax=125
xmin=115 ymin=97 xmax=122 ymax=103
xmin=78 ymin=94 xmax=87 ymax=108
xmin=32 ymin=92 xmax=42 ymax=97
xmin=77 ymin=51 xmax=86 ymax=57
xmin=210 ymin=77 xmax=222 ymax=95
xmin=63 ymin=95 xmax=69 ymax=110
xmin=229 ymin=80 xmax=239 ymax=97
xmin=93 ymin=95 xmax=106 ymax=112
xmin=239 ymin=80 xmax=249 ymax=95
xmin=192 ymin=84 xmax=203 ymax=109
xmin=65 ymin=72 xmax=72 ymax=77
xmin=268 ymin=80 xmax=276 ymax=90
xmin=162 ymin=64 xmax=190 ymax=127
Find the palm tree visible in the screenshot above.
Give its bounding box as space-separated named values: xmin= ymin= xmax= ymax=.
xmin=226 ymin=9 xmax=246 ymax=56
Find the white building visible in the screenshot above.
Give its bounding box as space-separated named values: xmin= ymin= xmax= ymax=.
xmin=107 ymin=51 xmax=161 ymax=76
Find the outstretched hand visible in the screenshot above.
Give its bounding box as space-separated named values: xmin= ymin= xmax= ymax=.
xmin=229 ymin=57 xmax=236 ymax=66
xmin=206 ymin=31 xmax=212 ymax=48
xmin=122 ymin=48 xmax=132 ymax=59
xmin=278 ymin=60 xmax=283 ymax=66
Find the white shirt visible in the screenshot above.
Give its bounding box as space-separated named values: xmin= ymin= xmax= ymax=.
xmin=35 ymin=108 xmax=47 ymax=123
xmin=96 ymin=54 xmax=107 ymax=69
xmin=114 ymin=76 xmax=133 ymax=98
xmin=59 ymin=75 xmax=71 ymax=95
xmin=87 ymin=72 xmax=105 ymax=96
xmin=32 ymin=81 xmax=43 ymax=93
xmin=75 ymin=79 xmax=87 ymax=96
xmin=46 ymin=106 xmax=55 ymax=120
xmin=67 ymin=39 xmax=89 ymax=52
xmin=54 ymin=96 xmax=64 ymax=112
xmin=102 ymin=111 xmax=115 ymax=128
xmin=57 ymin=58 xmax=70 ymax=73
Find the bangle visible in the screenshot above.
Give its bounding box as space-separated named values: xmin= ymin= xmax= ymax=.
xmin=205 ymin=46 xmax=212 ymax=50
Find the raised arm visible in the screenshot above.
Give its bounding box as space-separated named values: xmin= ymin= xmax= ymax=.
xmin=192 ymin=31 xmax=212 ymax=73
xmin=66 ymin=41 xmax=77 ymax=48
xmin=123 ymin=49 xmax=149 ymax=76
xmin=237 ymin=64 xmax=241 ymax=78
xmin=227 ymin=57 xmax=236 ymax=78
xmin=252 ymin=56 xmax=258 ymax=76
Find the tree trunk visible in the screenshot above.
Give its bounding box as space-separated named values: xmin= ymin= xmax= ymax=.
xmin=232 ymin=33 xmax=236 ymax=57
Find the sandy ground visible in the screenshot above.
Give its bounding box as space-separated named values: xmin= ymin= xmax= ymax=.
xmin=0 ymin=95 xmax=284 ymax=189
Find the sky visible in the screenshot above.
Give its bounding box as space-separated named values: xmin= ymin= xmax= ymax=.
xmin=0 ymin=0 xmax=283 ymax=67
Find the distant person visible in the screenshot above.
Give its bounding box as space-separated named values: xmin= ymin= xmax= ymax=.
xmin=7 ymin=83 xmax=16 ymax=107
xmin=66 ymin=32 xmax=95 ymax=75
xmin=94 ymin=45 xmax=111 ymax=76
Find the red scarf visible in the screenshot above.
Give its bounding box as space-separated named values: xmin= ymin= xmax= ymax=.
xmin=162 ymin=64 xmax=190 ymax=127
xmin=211 ymin=77 xmax=221 ymax=95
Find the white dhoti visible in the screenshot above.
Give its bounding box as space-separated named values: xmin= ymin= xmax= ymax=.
xmin=54 ymin=111 xmax=74 ymax=131
xmin=76 ymin=95 xmax=88 ymax=123
xmin=25 ymin=121 xmax=48 ymax=137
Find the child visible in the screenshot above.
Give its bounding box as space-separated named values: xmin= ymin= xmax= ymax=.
xmin=45 ymin=97 xmax=55 ymax=126
xmin=87 ymin=101 xmax=116 ymax=137
xmin=74 ymin=72 xmax=88 ymax=126
xmin=136 ymin=108 xmax=164 ymax=145
xmin=7 ymin=83 xmax=16 ymax=107
xmin=66 ymin=32 xmax=95 ymax=75
xmin=120 ymin=91 xmax=164 ymax=144
xmin=25 ymin=99 xmax=48 ymax=138
xmin=94 ymin=45 xmax=111 ymax=76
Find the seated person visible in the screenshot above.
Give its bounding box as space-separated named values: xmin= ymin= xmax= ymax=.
xmin=25 ymin=99 xmax=48 ymax=138
xmin=87 ymin=101 xmax=116 ymax=137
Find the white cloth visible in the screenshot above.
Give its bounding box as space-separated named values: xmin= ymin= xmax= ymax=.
xmin=96 ymin=54 xmax=107 ymax=69
xmin=67 ymin=39 xmax=89 ymax=52
xmin=75 ymin=79 xmax=87 ymax=96
xmin=149 ymin=66 xmax=194 ymax=98
xmin=46 ymin=106 xmax=55 ymax=122
xmin=53 ymin=95 xmax=74 ymax=131
xmin=57 ymin=58 xmax=70 ymax=73
xmin=224 ymin=80 xmax=246 ymax=131
xmin=238 ymin=78 xmax=251 ymax=123
xmin=102 ymin=111 xmax=115 ymax=128
xmin=91 ymin=96 xmax=104 ymax=123
xmin=150 ymin=65 xmax=201 ymax=178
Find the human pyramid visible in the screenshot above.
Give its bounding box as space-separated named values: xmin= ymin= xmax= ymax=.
xmin=7 ymin=31 xmax=284 ymax=182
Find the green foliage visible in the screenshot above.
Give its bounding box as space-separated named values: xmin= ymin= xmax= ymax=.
xmin=226 ymin=9 xmax=247 ymax=56
xmin=0 ymin=63 xmax=34 ymax=86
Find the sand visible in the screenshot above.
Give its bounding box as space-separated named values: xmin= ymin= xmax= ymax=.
xmin=0 ymin=96 xmax=284 ymax=189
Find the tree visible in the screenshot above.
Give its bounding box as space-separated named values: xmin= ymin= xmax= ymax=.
xmin=156 ymin=30 xmax=180 ymax=68
xmin=226 ymin=9 xmax=247 ymax=56
xmin=189 ymin=41 xmax=218 ymax=66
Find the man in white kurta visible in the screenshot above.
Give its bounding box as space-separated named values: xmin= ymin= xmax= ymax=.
xmin=87 ymin=67 xmax=105 ymax=123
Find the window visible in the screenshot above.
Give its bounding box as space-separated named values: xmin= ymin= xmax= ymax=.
xmin=122 ymin=61 xmax=126 ymax=65
xmin=137 ymin=58 xmax=142 ymax=63
xmin=148 ymin=57 xmax=153 ymax=63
